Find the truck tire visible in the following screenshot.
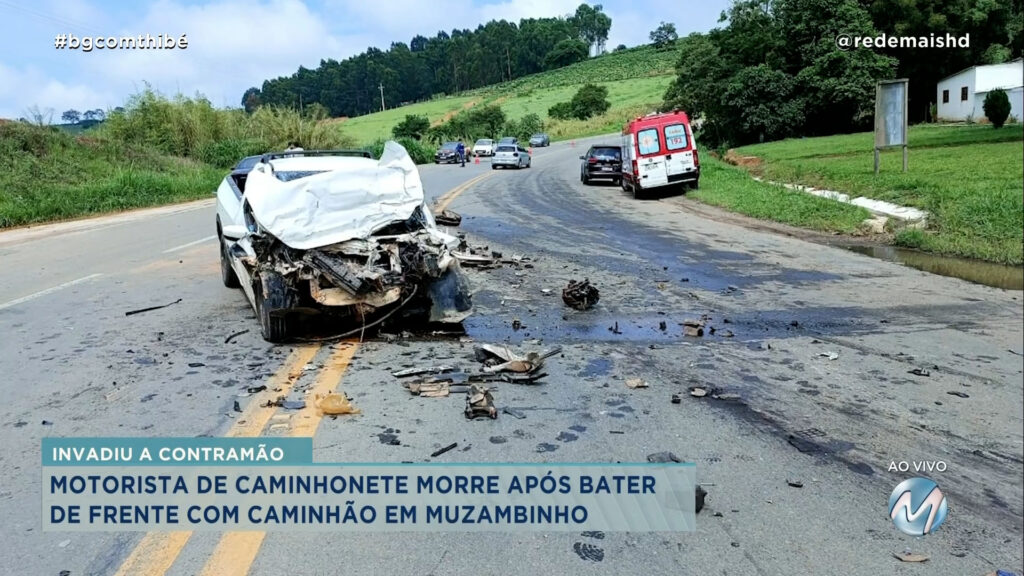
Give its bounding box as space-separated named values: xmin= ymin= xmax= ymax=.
xmin=254 ymin=271 xmax=295 ymax=343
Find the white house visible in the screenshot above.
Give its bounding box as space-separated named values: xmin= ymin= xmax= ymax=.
xmin=936 ymin=58 xmax=1023 ymax=122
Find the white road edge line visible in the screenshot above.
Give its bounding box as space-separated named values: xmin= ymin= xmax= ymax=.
xmin=0 ymin=273 xmax=104 ymax=311
xmin=163 ymin=235 xmax=216 ymax=254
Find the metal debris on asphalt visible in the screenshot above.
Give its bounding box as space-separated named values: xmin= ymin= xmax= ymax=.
xmin=626 ymin=378 xmax=649 ymax=389
xmin=433 ymin=209 xmax=462 ymax=227
xmin=317 ymin=393 xmax=361 ymax=415
xmin=247 ymin=385 xmax=267 ymax=393
xmin=787 ymin=479 xmax=804 ymax=488
xmin=682 ymin=318 xmax=705 ymax=337
xmin=224 ymin=329 xmax=250 ymax=344
xmin=647 ymin=452 xmax=681 ymax=463
xmin=431 ymin=442 xmax=458 ymax=457
xmin=465 ymin=383 xmax=497 ymax=419
xmin=124 ymin=298 xmax=183 ymax=317
xmin=233 ymin=400 xmax=242 ymax=413
xmin=502 ymin=407 xmax=526 ymax=419
xmin=671 ymin=393 xmax=682 ymax=404
xmin=819 ymin=352 xmax=839 ymax=360
xmin=908 ymin=368 xmax=931 ymax=377
xmin=892 ymin=552 xmax=929 ymax=563
xmin=392 ymin=365 xmax=455 ymax=378
xmin=689 ymin=386 xmax=710 ymax=397
xmin=405 ymin=380 xmax=451 ymax=397
xmin=562 ymin=279 xmax=599 ymax=310
xmin=947 ymin=391 xmax=970 ymax=398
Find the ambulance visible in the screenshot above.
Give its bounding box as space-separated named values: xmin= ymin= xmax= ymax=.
xmin=620 ymin=110 xmax=700 ymax=199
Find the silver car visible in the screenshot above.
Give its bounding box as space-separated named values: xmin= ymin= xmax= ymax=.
xmin=491 ymin=144 xmax=531 ymax=169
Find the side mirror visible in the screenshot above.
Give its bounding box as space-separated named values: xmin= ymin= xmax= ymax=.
xmin=579 ymin=155 xmax=585 ymax=160
xmin=229 ymin=243 xmax=248 ymax=259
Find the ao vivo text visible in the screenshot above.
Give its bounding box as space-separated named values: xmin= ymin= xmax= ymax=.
xmin=888 ymin=460 xmax=947 ymax=473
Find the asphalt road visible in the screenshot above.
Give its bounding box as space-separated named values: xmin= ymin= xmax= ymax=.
xmin=1 ymin=137 xmax=1022 ymax=576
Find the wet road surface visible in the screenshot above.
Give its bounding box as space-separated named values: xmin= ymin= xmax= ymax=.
xmin=1 ymin=137 xmax=1021 ymax=575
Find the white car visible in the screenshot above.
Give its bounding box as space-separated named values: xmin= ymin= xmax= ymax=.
xmin=491 ymin=144 xmax=531 ymax=169
xmin=472 ymin=138 xmax=495 ymax=157
xmin=215 ymin=143 xmax=473 ymax=342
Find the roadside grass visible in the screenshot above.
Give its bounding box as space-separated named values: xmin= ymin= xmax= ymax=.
xmin=733 ymin=124 xmax=1024 ymax=264
xmin=693 ymin=158 xmax=872 ymax=233
xmin=0 ymin=123 xmax=221 ymax=228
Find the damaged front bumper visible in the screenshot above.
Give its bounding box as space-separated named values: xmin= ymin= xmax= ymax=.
xmin=246 ymin=228 xmax=473 ymax=332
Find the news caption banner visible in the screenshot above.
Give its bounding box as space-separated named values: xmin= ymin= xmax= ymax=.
xmin=43 ymin=438 xmax=696 ymax=532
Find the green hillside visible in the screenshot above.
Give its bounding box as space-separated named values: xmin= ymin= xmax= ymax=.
xmin=337 ymin=45 xmax=678 ymax=144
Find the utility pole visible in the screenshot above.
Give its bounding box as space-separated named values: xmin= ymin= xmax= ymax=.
xmin=379 ymin=83 xmax=385 ymax=111
xmin=506 ymin=47 xmax=512 ymax=82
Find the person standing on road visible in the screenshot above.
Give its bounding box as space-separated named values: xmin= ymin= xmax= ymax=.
xmin=456 ymin=139 xmax=466 ymax=167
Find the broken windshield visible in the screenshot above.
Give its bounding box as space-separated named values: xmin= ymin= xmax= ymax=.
xmin=274 ymin=170 xmax=330 ymax=182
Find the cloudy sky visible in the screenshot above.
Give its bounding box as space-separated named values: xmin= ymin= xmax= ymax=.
xmin=0 ymin=0 xmax=729 ymax=119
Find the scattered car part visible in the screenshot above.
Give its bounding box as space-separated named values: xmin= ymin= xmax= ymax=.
xmin=125 ymin=298 xmax=182 ymax=317
xmin=563 ymin=279 xmax=599 ymax=310
xmin=431 ymin=442 xmax=458 ymax=457
xmin=465 ymin=384 xmax=497 ymax=419
xmin=434 ymin=209 xmax=462 ymax=227
xmin=318 ymin=393 xmax=360 ymax=415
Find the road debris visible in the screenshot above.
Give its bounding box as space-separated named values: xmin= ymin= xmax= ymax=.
xmin=562 ymin=279 xmax=599 ymax=310
xmin=787 ymin=479 xmax=804 ymax=488
xmin=233 ymin=401 xmax=242 ymax=413
xmin=893 ymin=551 xmax=929 ymax=563
xmin=405 ymin=380 xmax=451 ymax=397
xmin=465 ymin=384 xmax=497 ymax=419
xmin=317 ymin=393 xmax=361 ymax=415
xmin=689 ymin=386 xmax=710 ymax=398
xmin=124 ymin=298 xmax=182 ymax=317
xmin=682 ymin=318 xmax=705 ymax=337
xmin=224 ymin=329 xmax=250 ymax=344
xmin=626 ymin=378 xmax=649 ymax=389
xmin=188 ymin=362 xmax=206 ymax=368
xmin=502 ymin=407 xmax=526 ymax=419
xmin=247 ymin=385 xmax=267 ymax=393
xmin=392 ymin=365 xmax=455 ymax=378
xmin=720 ymin=330 xmax=734 ymax=338
xmin=609 ymin=322 xmax=622 ymax=334
xmin=947 ymin=391 xmax=970 ymax=398
xmin=431 ymin=442 xmax=458 ymax=457
xmin=908 ymin=368 xmax=931 ymax=377
xmin=696 ymin=486 xmax=707 ymax=514
xmin=474 ymin=343 xmax=560 ymax=377
xmin=819 ymin=352 xmax=839 ymax=360
xmin=671 ymin=393 xmax=682 ymax=404
xmin=647 ymin=452 xmax=681 ymax=463
xmin=434 ymin=209 xmax=462 ymax=227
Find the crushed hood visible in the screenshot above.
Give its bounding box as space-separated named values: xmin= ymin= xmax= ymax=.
xmin=243 ymin=141 xmax=426 ymax=250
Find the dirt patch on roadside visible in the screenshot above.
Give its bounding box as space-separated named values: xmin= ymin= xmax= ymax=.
xmin=724 ymin=149 xmax=763 ymax=171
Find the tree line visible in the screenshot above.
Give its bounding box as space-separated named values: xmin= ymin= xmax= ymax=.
xmin=244 ymin=4 xmax=611 ymax=118
xmin=664 ymin=0 xmax=1023 ymax=147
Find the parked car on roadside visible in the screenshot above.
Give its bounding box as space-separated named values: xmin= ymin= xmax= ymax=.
xmin=492 ymin=144 xmax=531 ymax=169
xmin=434 ymin=141 xmax=460 ymax=164
xmin=472 ymin=138 xmax=495 ymax=157
xmin=215 ymin=144 xmax=473 ymax=342
xmin=529 ymin=133 xmax=550 ymax=147
xmin=580 ymin=145 xmax=623 ymax=185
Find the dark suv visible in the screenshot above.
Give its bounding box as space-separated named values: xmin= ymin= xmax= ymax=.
xmin=580 ymin=145 xmax=622 ymax=185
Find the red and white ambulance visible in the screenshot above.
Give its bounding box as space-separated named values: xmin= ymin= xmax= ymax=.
xmin=620 ymin=110 xmax=700 ymax=199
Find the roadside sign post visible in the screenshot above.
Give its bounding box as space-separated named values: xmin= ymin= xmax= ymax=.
xmin=874 ymin=78 xmax=909 ymax=174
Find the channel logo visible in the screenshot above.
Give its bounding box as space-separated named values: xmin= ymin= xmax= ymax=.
xmin=888 ymin=477 xmax=948 ymax=536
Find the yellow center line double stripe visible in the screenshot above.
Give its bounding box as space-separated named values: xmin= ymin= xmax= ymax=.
xmin=435 ymin=172 xmax=492 ymax=212
xmin=199 ymin=342 xmax=360 ymax=576
xmin=111 ymin=344 xmax=321 ymax=576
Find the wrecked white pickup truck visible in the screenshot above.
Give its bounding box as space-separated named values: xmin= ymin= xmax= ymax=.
xmin=215 ymin=142 xmax=472 ymax=342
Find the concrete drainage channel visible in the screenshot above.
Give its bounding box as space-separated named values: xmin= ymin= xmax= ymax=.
xmin=750 ymin=176 xmax=929 ymax=232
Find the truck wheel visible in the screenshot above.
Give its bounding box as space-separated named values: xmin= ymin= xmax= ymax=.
xmin=218 ymin=227 xmax=240 ymax=289
xmin=254 ymin=271 xmax=294 ymax=343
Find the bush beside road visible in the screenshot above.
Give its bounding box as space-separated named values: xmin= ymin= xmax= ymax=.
xmin=727 ymin=124 xmax=1024 ymax=265
xmin=0 ymin=122 xmax=221 ymax=228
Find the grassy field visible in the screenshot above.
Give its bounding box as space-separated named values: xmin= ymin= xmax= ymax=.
xmin=0 ymin=122 xmax=221 ymax=228
xmin=731 ymin=124 xmax=1024 ymax=264
xmin=693 ymin=159 xmax=872 ymax=232
xmin=337 ymin=45 xmax=678 ymax=144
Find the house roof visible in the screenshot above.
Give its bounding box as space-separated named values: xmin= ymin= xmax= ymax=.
xmin=939 ymin=57 xmax=1024 ymax=89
